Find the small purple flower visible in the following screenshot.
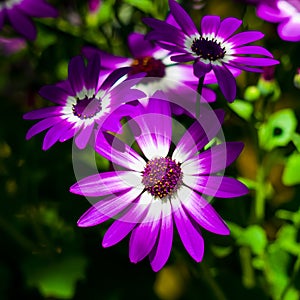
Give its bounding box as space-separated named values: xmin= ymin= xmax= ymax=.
xmin=256 ymin=0 xmax=300 ymax=42
xmin=82 ymin=27 xmax=218 ymax=103
xmin=143 ymin=0 xmax=279 ymax=102
xmin=23 ymin=54 xmax=145 ymax=150
xmin=0 ymin=0 xmax=58 ymax=40
xmin=70 ymin=98 xmax=248 ymax=271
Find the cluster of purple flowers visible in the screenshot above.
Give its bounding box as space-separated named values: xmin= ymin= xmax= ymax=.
xmin=18 ymin=0 xmax=282 ymax=271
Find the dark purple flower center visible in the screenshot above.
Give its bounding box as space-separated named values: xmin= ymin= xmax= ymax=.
xmin=72 ymin=96 xmax=102 ymax=120
xmin=142 ymin=157 xmax=183 ymax=199
xmin=130 ymin=56 xmax=166 ymax=77
xmin=191 ymin=37 xmax=226 ymax=61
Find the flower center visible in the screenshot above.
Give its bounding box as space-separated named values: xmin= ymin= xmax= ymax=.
xmin=72 ymin=96 xmax=102 ymax=120
xmin=191 ymin=37 xmax=226 ymax=61
xmin=130 ymin=56 xmax=166 ymax=77
xmin=142 ymin=157 xmax=183 ymax=199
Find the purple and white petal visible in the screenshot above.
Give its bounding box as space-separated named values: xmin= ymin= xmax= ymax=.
xmin=149 ymin=200 xmax=173 ymax=272
xmin=172 ymin=194 xmax=204 ymax=262
xmin=23 ymin=106 xmax=62 ymax=120
xmin=184 ymin=175 xmax=249 ymax=198
xmin=168 ymin=0 xmax=198 ymax=36
xmin=201 ymin=15 xmax=220 ymax=38
xmin=68 ymin=56 xmax=86 ymax=98
xmin=38 ymin=85 xmax=71 ymax=105
xmin=70 ymin=171 xmax=142 ymax=197
xmin=129 ymin=196 xmax=162 ymax=263
xmin=130 ymin=99 xmax=172 ymax=160
xmin=77 ymin=187 xmax=143 ymax=227
xmin=177 ymin=186 xmax=230 ymax=235
xmin=193 ymin=60 xmax=212 ymax=78
xmin=95 ymin=131 xmax=146 ymax=172
xmin=181 ymin=142 xmax=244 ymax=175
xmin=226 ymin=31 xmax=264 ymax=48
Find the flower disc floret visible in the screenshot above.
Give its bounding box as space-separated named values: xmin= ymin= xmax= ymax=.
xmin=72 ymin=96 xmax=102 ymax=120
xmin=142 ymin=157 xmax=183 ymax=199
xmin=130 ymin=56 xmax=166 ymax=77
xmin=191 ymin=37 xmax=226 ymax=61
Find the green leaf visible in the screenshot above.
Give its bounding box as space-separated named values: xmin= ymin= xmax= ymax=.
xmin=282 ymin=152 xmax=300 ymax=186
xmin=258 ymin=109 xmax=297 ymax=151
xmin=228 ymin=99 xmax=253 ymax=121
xmin=124 ymin=0 xmax=156 ymax=15
xmin=23 ymin=254 xmax=87 ymax=299
xmin=292 ymin=133 xmax=300 ymax=152
xmin=236 ymin=225 xmax=267 ymax=255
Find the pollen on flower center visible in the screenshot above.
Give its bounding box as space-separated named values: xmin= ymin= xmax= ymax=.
xmin=72 ymin=96 xmax=102 ymax=120
xmin=191 ymin=37 xmax=226 ymax=61
xmin=142 ymin=157 xmax=183 ymax=199
xmin=130 ymin=56 xmax=166 ymax=77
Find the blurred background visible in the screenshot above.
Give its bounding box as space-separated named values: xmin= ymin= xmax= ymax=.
xmin=1 ymin=0 xmax=300 ymax=299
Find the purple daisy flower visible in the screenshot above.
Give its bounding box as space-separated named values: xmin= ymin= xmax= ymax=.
xmin=143 ymin=0 xmax=279 ymax=102
xmin=82 ymin=16 xmax=230 ymax=103
xmin=70 ymin=98 xmax=248 ymax=271
xmin=256 ymin=0 xmax=300 ymax=42
xmin=0 ymin=0 xmax=58 ymax=40
xmin=23 ymin=54 xmax=145 ymax=150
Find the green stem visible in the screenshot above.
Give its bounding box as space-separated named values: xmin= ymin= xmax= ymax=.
xmin=0 ymin=215 xmax=36 ymax=253
xmin=199 ymin=262 xmax=228 ymax=300
xmin=254 ymin=165 xmax=266 ymax=223
xmin=196 ymin=76 xmax=204 ymax=119
xmin=280 ymin=254 xmax=300 ymax=300
xmin=239 ymin=247 xmax=255 ymax=288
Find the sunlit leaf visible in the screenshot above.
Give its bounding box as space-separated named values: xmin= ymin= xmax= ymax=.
xmin=258 ymin=109 xmax=297 ymax=151
xmin=282 ymin=152 xmax=300 ymax=186
xmin=228 ymin=99 xmax=253 ymax=121
xmin=236 ymin=225 xmax=267 ymax=255
xmin=23 ymin=254 xmax=87 ymax=299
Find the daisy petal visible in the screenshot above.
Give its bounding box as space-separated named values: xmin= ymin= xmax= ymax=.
xmin=70 ymin=171 xmax=142 ymax=197
xmin=201 ymin=15 xmax=220 ymax=37
xmin=42 ymin=119 xmax=69 ymax=150
xmin=129 ymin=196 xmax=162 ymax=263
xmin=77 ymin=187 xmax=142 ymax=227
xmin=173 ymin=109 xmax=225 ymax=162
xmin=168 ymin=0 xmax=198 ymax=36
xmin=182 ymin=142 xmax=244 ymax=175
xmin=130 ymin=99 xmax=172 ymax=160
xmin=6 ymin=7 xmax=36 ymax=40
xmin=184 ymin=175 xmax=249 ymax=198
xmin=18 ymin=0 xmax=58 ymax=18
xmin=68 ymin=56 xmax=86 ymax=96
xmin=85 ymin=53 xmax=101 ymax=91
xmin=23 ymin=107 xmax=62 ymax=120
xmin=194 ymin=60 xmax=212 ymax=78
xmin=231 ymin=56 xmax=279 ymax=67
xmin=128 ymin=32 xmax=158 ymax=57
xmin=95 ymin=131 xmax=146 ymax=172
xmin=102 ymin=221 xmax=137 ymax=248
xmin=74 ymin=123 xmax=94 ymax=149
xmin=172 ymin=195 xmax=204 ymax=262
xmin=233 ymin=45 xmax=273 ymax=57
xmin=170 ymin=53 xmax=195 ymax=63
xmin=177 ymin=186 xmax=230 ymax=235
xmin=39 ymin=85 xmax=71 ymax=104
xmin=149 ymin=200 xmax=173 ymax=272
xmin=212 ymin=64 xmax=236 ymax=102
xmin=25 ymin=116 xmax=62 ymax=140
xmin=278 ymin=17 xmax=300 ymax=42
xmin=226 ymin=31 xmax=264 ymax=47
xmin=217 ymin=17 xmax=242 ymax=41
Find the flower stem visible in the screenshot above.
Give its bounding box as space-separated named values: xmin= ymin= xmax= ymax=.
xmin=254 ymin=165 xmax=266 ymax=223
xmin=196 ymin=76 xmax=204 ymax=119
xmin=200 ymin=262 xmax=228 ymax=300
